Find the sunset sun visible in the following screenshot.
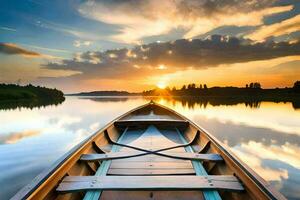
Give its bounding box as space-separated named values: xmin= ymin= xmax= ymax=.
xmin=156 ymin=82 xmax=167 ymax=89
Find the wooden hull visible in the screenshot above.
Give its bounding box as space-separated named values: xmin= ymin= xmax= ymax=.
xmin=12 ymin=101 xmax=286 ymax=200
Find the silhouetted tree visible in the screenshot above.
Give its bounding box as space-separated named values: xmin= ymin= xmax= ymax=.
xmin=199 ymin=84 xmax=203 ymax=89
xmin=181 ymin=85 xmax=186 ymax=90
xmin=293 ymin=81 xmax=300 ymax=92
xmin=246 ymin=84 xmax=248 ymax=88
xmin=187 ymin=83 xmax=196 ymax=90
xmin=253 ymin=82 xmax=261 ymax=89
xmin=247 ymin=82 xmax=261 ymax=89
xmin=204 ymin=84 xmax=208 ymax=89
xmin=293 ymin=81 xmax=300 ymax=88
xmin=249 ymin=83 xmax=254 ymax=88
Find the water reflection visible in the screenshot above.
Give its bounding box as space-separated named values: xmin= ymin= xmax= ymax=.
xmin=0 ymin=96 xmax=299 ymax=199
xmin=156 ymin=98 xmax=300 ymax=200
xmin=144 ymin=96 xmax=299 ymax=110
xmin=0 ymin=98 xmax=65 ymax=110
xmin=0 ymin=130 xmax=40 ymax=144
xmin=79 ymin=96 xmax=131 ymax=102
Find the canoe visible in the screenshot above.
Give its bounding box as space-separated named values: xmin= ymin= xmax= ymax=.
xmin=12 ymin=101 xmax=286 ymax=200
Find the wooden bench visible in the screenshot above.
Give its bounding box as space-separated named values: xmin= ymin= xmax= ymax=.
xmin=80 ymin=152 xmax=223 ymax=162
xmin=114 ymin=119 xmax=189 ymax=129
xmin=57 ymin=175 xmax=244 ymax=193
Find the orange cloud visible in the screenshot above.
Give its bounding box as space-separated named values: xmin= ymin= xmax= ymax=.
xmin=78 ymin=0 xmax=292 ymax=43
xmin=0 ymin=43 xmax=67 ymax=60
xmin=0 ymin=43 xmax=41 ymax=57
xmin=247 ymin=14 xmax=300 ymax=41
xmin=184 ymin=5 xmax=293 ymax=39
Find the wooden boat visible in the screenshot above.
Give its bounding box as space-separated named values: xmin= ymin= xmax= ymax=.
xmin=12 ymin=101 xmax=286 ymax=200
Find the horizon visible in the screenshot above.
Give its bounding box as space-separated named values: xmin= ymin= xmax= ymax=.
xmin=1 ymin=0 xmax=300 ymax=93
xmin=69 ymin=81 xmax=298 ymax=94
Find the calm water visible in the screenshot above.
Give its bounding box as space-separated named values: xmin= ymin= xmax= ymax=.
xmin=0 ymin=96 xmax=299 ymax=200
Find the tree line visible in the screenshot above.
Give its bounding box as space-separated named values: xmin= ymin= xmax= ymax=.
xmin=0 ymin=83 xmax=65 ymax=102
xmin=143 ymin=81 xmax=300 ymax=96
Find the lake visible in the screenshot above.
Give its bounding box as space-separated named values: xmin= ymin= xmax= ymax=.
xmin=0 ymin=96 xmax=299 ymax=200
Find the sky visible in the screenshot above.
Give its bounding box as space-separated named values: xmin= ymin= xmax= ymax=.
xmin=0 ymin=0 xmax=300 ymax=93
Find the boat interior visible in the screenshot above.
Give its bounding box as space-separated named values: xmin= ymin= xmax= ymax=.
xmin=13 ymin=102 xmax=285 ymax=200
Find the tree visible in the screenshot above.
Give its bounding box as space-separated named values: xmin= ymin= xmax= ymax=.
xmin=181 ymin=85 xmax=186 ymax=90
xmin=253 ymin=82 xmax=261 ymax=89
xmin=203 ymin=84 xmax=208 ymax=89
xmin=249 ymin=83 xmax=254 ymax=88
xmin=293 ymin=81 xmax=300 ymax=92
xmin=199 ymin=84 xmax=203 ymax=89
xmin=246 ymin=84 xmax=248 ymax=88
xmin=293 ymin=81 xmax=300 ymax=88
xmin=187 ymin=83 xmax=196 ymax=90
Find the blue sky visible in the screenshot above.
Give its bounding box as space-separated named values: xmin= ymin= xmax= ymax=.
xmin=0 ymin=0 xmax=300 ymax=92
xmin=0 ymin=0 xmax=127 ymax=57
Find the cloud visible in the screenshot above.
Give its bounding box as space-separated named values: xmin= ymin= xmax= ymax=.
xmin=73 ymin=40 xmax=92 ymax=47
xmin=0 ymin=130 xmax=40 ymax=144
xmin=44 ymin=36 xmax=300 ymax=82
xmin=0 ymin=26 xmax=17 ymax=32
xmin=35 ymin=19 xmax=106 ymax=41
xmin=247 ymin=14 xmax=300 ymax=41
xmin=232 ymin=146 xmax=289 ymax=182
xmin=20 ymin=44 xmax=70 ymax=53
xmin=0 ymin=43 xmax=41 ymax=57
xmin=78 ymin=0 xmax=293 ymax=43
xmin=234 ymin=141 xmax=300 ymax=174
xmin=0 ymin=43 xmax=67 ymax=60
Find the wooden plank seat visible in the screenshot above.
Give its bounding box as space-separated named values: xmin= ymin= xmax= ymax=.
xmin=57 ymin=175 xmax=244 ymax=193
xmin=80 ymin=152 xmax=223 ymax=162
xmin=114 ymin=119 xmax=189 ymax=129
xmin=107 ymin=168 xmax=196 ymax=175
